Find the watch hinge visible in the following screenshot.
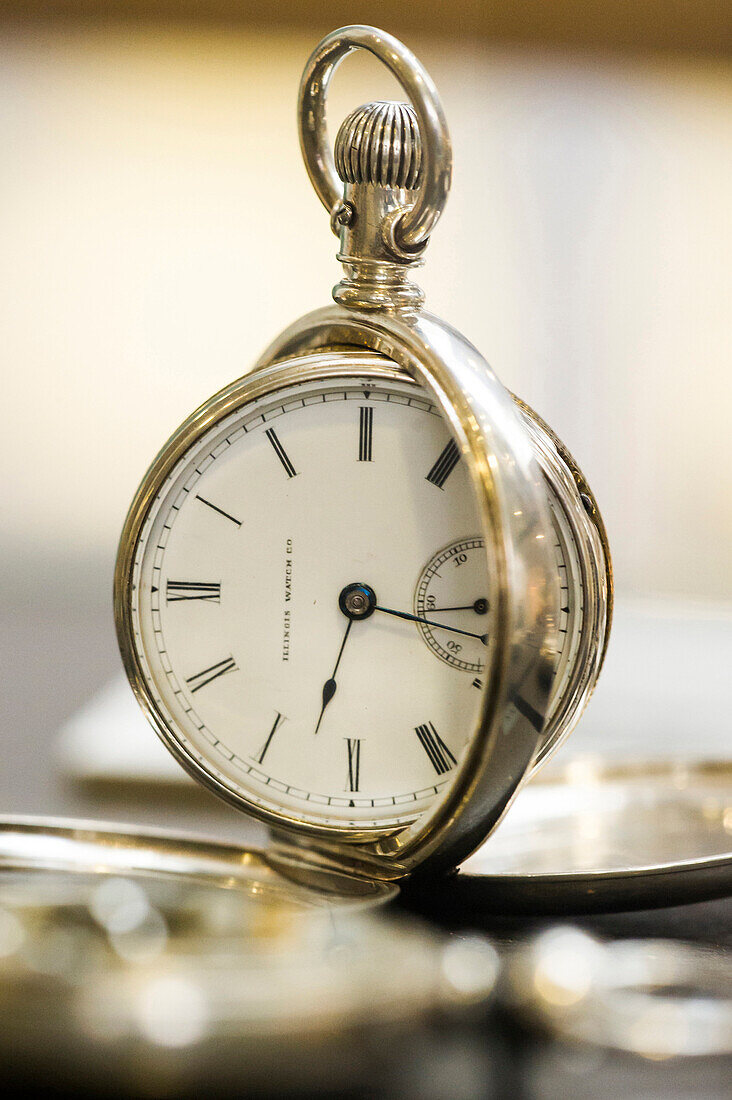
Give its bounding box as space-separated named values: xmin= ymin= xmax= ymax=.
xmin=268 ymin=829 xmax=408 ymax=886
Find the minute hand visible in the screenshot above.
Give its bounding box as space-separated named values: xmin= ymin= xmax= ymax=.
xmin=374 ymin=605 xmax=488 ymax=645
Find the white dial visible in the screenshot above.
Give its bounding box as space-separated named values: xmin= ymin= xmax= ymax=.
xmin=129 ymin=370 xmax=495 ymax=830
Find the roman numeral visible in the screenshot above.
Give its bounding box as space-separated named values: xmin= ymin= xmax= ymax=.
xmin=472 ymin=678 xmax=483 ymax=690
xmin=426 ymin=439 xmax=460 ymax=489
xmin=195 ymin=495 xmax=242 ymax=527
xmin=265 ymin=428 xmax=297 ymax=478
xmin=358 ymin=406 xmax=373 ymax=462
xmin=255 ymin=712 xmax=285 ymax=764
xmin=415 ymin=722 xmax=456 ymax=775
xmin=166 ymin=581 xmax=221 ymax=603
xmin=186 ymin=656 xmax=237 ymax=693
xmin=345 ymin=738 xmax=361 ymax=792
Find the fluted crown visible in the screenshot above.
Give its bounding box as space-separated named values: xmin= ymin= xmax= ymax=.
xmin=334 ymin=101 xmax=422 ymax=189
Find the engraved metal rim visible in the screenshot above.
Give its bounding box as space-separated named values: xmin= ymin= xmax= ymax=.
xmin=298 ymin=24 xmax=451 ymax=253
xmin=515 ymin=401 xmax=612 ymax=772
xmin=514 ymin=396 xmax=614 ymax=677
xmin=0 ymin=814 xmax=398 ymax=906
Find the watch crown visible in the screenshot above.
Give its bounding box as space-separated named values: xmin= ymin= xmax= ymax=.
xmin=334 ymin=101 xmax=422 ymax=190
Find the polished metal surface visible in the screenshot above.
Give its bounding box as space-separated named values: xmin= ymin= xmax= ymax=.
xmin=515 ymin=399 xmax=612 ymax=771
xmin=0 ymin=817 xmax=498 ymax=1095
xmin=334 ymin=102 xmax=422 ymax=189
xmin=116 ymin=348 xmax=559 ymax=878
xmin=510 ymin=927 xmax=732 ymax=1057
xmin=254 ymin=318 xmax=560 ymax=878
xmin=331 ymin=99 xmax=428 ymax=313
xmin=458 ymin=760 xmax=732 ymax=911
xmin=0 ymin=814 xmax=397 ymax=906
xmin=298 ymin=25 xmax=451 ymax=256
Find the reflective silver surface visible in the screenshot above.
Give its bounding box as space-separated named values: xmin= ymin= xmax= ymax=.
xmin=460 ymin=760 xmax=732 ymax=911
xmin=509 ymin=927 xmax=732 ymax=1058
xmin=0 ymin=814 xmax=397 ymax=906
xmin=0 ymin=817 xmax=498 ymax=1094
xmin=515 ymin=401 xmax=612 ymax=771
xmin=298 ymin=25 xmax=451 ymax=254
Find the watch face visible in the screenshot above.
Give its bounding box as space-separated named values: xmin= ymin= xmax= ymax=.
xmin=122 ymin=361 xmax=498 ymax=832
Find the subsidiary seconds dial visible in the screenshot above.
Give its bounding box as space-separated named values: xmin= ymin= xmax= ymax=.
xmin=413 ymin=539 xmax=490 ymax=672
xmin=414 ymin=505 xmax=589 ymax=744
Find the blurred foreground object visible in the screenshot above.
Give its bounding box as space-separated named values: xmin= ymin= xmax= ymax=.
xmin=509 ymin=926 xmax=732 ymax=1058
xmin=0 ymin=818 xmax=498 ymax=1096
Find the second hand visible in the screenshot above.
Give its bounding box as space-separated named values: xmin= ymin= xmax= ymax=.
xmin=428 ymin=598 xmax=488 ymax=615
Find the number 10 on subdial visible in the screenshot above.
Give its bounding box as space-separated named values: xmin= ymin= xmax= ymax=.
xmin=414 ymin=538 xmax=490 ymax=673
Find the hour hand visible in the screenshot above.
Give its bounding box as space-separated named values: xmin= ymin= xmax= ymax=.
xmin=314 ymin=619 xmax=352 ymax=734
xmin=314 ymin=583 xmax=379 ymax=734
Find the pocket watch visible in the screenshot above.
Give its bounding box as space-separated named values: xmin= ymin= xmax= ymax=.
xmin=114 ymin=25 xmax=612 ymax=890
